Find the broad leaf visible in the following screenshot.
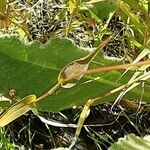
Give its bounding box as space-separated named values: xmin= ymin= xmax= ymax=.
xmin=87 ymin=1 xmax=117 ymax=21
xmin=0 ymin=36 xmax=150 ymax=112
xmin=109 ymin=134 xmax=150 ymax=150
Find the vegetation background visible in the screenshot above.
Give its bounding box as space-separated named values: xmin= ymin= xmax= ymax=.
xmin=0 ymin=0 xmax=150 ymax=150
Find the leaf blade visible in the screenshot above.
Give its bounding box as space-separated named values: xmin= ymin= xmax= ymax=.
xmin=0 ymin=95 xmax=36 ymax=127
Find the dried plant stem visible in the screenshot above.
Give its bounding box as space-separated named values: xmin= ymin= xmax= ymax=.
xmin=69 ymin=99 xmax=94 ymax=149
xmin=36 ymin=60 xmax=150 ymax=103
xmin=36 ymin=83 xmax=61 ymax=102
xmin=71 ymin=70 xmax=150 ymax=148
xmin=92 ymin=70 xmax=150 ymax=102
xmin=64 ymin=60 xmax=150 ymax=83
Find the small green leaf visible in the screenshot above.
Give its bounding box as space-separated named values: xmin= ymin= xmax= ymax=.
xmin=0 ymin=95 xmax=36 ymax=127
xmin=69 ymin=0 xmax=75 ymax=13
xmin=69 ymin=0 xmax=81 ymax=13
xmin=88 ymin=1 xmax=117 ymax=21
xmin=0 ymin=101 xmax=11 ymax=109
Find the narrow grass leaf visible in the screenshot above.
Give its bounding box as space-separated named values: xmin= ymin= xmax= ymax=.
xmin=117 ymin=0 xmax=144 ymax=35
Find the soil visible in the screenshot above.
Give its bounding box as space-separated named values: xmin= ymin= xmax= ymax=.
xmin=5 ymin=102 xmax=150 ymax=150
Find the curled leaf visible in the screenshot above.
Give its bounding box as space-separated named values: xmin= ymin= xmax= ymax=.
xmin=58 ymin=36 xmax=112 ymax=88
xmin=0 ymin=95 xmax=36 ymax=127
xmin=58 ymin=60 xmax=89 ymax=88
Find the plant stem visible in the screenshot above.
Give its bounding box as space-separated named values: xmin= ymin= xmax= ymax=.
xmin=66 ymin=0 xmax=79 ymax=36
xmin=64 ymin=60 xmax=150 ymax=83
xmin=65 ymin=10 xmax=74 ymax=37
xmin=36 ymin=83 xmax=61 ymax=102
xmin=72 ymin=70 xmax=150 ymax=147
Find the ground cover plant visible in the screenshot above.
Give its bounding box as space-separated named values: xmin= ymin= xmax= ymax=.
xmin=0 ymin=0 xmax=150 ymax=149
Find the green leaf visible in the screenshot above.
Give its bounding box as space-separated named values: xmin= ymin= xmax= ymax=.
xmin=69 ymin=0 xmax=81 ymax=13
xmin=123 ymin=0 xmax=142 ymax=11
xmin=0 ymin=130 xmax=15 ymax=149
xmin=109 ymin=134 xmax=150 ymax=150
xmin=0 ymin=36 xmax=150 ymax=112
xmin=0 ymin=101 xmax=11 ymax=109
xmin=0 ymin=95 xmax=36 ymax=127
xmin=116 ymin=0 xmax=144 ymax=35
xmin=87 ymin=1 xmax=117 ymax=21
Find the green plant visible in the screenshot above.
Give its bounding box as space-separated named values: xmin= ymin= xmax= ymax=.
xmin=115 ymin=0 xmax=150 ymax=48
xmin=0 ymin=0 xmax=30 ymax=38
xmin=0 ymin=128 xmax=15 ymax=150
xmin=109 ymin=134 xmax=150 ymax=150
xmin=0 ymin=0 xmax=150 ymax=149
